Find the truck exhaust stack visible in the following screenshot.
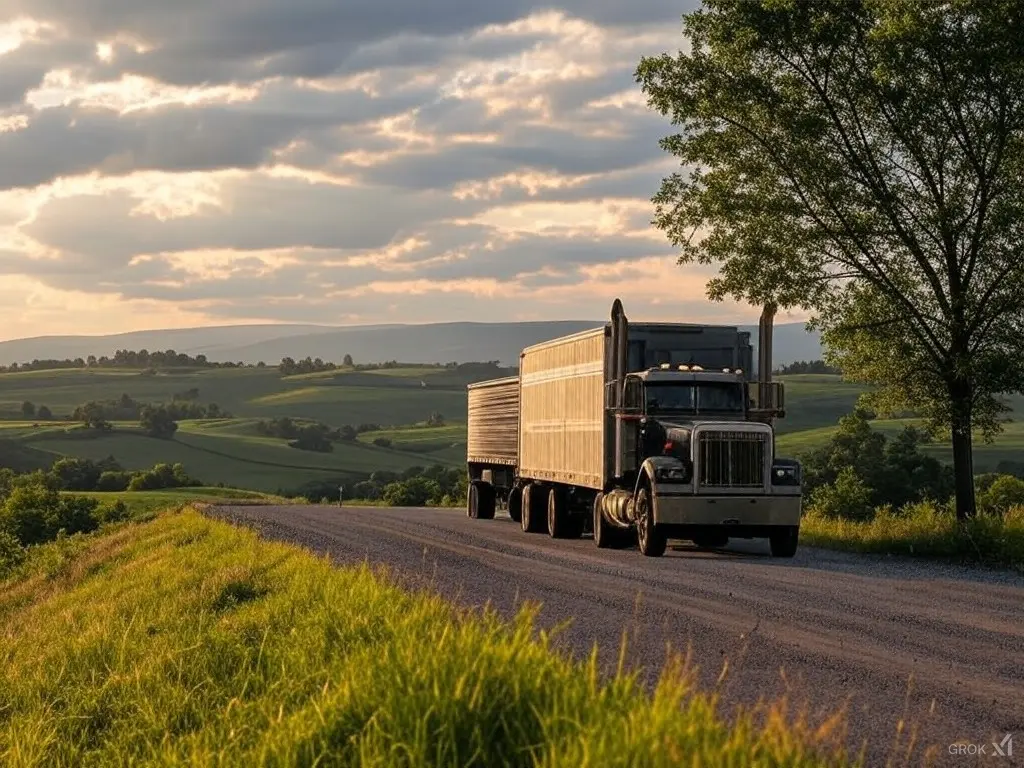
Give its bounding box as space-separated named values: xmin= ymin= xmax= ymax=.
xmin=610 ymin=298 xmax=628 ymax=406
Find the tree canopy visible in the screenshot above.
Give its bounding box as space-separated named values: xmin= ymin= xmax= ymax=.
xmin=636 ymin=0 xmax=1024 ymax=518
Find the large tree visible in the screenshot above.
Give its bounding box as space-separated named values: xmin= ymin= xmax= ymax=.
xmin=636 ymin=0 xmax=1024 ymax=519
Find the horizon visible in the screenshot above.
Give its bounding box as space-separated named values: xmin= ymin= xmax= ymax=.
xmin=0 ymin=1 xmax=814 ymax=338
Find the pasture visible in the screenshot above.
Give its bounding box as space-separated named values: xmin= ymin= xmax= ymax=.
xmin=0 ymin=365 xmax=1020 ymax=492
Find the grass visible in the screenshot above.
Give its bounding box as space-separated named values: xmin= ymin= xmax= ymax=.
xmin=801 ymin=504 xmax=1024 ymax=572
xmin=0 ymin=509 xmax=856 ymax=767
xmin=64 ymin=487 xmax=287 ymax=516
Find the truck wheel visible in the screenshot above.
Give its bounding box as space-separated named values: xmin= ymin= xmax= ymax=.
xmin=477 ymin=482 xmax=496 ymax=520
xmin=521 ymin=484 xmax=546 ymax=534
xmin=769 ymin=526 xmax=799 ymax=558
xmin=635 ymin=485 xmax=667 ymax=557
xmin=507 ymin=486 xmax=522 ymax=523
xmin=593 ymin=493 xmax=627 ymax=548
xmin=467 ymin=481 xmax=480 ymax=518
xmin=547 ymin=487 xmax=575 ymax=538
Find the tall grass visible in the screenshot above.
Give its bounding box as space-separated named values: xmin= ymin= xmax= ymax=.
xmin=801 ymin=502 xmax=1024 ymax=571
xmin=0 ymin=509 xmax=856 ymax=767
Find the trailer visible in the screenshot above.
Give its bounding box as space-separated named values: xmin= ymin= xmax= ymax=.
xmin=465 ymin=299 xmax=802 ymax=557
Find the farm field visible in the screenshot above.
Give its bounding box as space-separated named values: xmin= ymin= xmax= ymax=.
xmin=0 ymin=366 xmax=1020 ymax=492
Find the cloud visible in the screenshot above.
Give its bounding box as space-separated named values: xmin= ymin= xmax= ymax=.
xmin=0 ymin=0 xmax=773 ymax=344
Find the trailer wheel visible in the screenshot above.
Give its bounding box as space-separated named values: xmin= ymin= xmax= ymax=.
xmin=467 ymin=481 xmax=480 ymax=518
xmin=547 ymin=487 xmax=576 ymax=538
xmin=477 ymin=482 xmax=496 ymax=520
xmin=635 ymin=485 xmax=667 ymax=557
xmin=507 ymin=485 xmax=522 ymax=523
xmin=521 ymin=484 xmax=546 ymax=533
xmin=769 ymin=526 xmax=799 ymax=558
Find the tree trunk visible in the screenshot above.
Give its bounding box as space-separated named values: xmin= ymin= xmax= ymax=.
xmin=948 ymin=379 xmax=976 ymax=521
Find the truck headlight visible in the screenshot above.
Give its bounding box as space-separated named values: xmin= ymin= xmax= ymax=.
xmin=771 ymin=464 xmax=800 ymax=485
xmin=656 ymin=463 xmax=691 ymax=483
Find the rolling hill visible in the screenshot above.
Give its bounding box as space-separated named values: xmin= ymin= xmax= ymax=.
xmin=0 ymin=364 xmax=1020 ymax=495
xmin=0 ymin=319 xmax=825 ymax=369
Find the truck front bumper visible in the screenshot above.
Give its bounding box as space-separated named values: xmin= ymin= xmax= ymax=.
xmin=652 ymin=488 xmax=801 ymax=528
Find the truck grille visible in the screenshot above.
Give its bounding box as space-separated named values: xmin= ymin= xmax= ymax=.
xmin=697 ymin=430 xmax=767 ymax=488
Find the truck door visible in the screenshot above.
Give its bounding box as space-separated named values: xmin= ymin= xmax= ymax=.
xmin=615 ymin=376 xmax=643 ymax=477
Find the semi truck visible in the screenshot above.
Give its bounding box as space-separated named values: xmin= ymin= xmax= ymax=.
xmin=465 ymin=299 xmax=802 ymax=557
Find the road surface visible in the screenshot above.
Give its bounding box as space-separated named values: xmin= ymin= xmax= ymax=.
xmin=207 ymin=504 xmax=1024 ymax=764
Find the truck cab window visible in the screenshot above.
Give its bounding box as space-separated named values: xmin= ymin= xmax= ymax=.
xmin=696 ymin=383 xmax=745 ymax=412
xmin=624 ymin=377 xmax=643 ymax=410
xmin=644 ymin=383 xmax=694 ymax=413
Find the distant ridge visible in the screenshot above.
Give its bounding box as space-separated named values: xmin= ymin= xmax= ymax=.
xmin=0 ymin=320 xmax=822 ymax=368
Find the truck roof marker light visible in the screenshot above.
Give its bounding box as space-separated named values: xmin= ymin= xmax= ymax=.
xmin=735 ymin=368 xmax=743 ymax=375
xmin=722 ymin=367 xmax=731 ymax=373
xmin=659 ymin=363 xmax=671 ymax=369
xmin=692 ymin=365 xmax=704 ymax=371
xmin=678 ymin=364 xmax=690 ymax=371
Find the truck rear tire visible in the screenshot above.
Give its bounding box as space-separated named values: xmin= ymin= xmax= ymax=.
xmin=635 ymin=485 xmax=667 ymax=557
xmin=547 ymin=486 xmax=578 ymax=538
xmin=769 ymin=526 xmax=799 ymax=558
xmin=521 ymin=483 xmax=547 ymax=534
xmin=477 ymin=482 xmax=495 ymax=520
xmin=507 ymin=486 xmax=522 ymax=523
xmin=467 ymin=481 xmax=480 ymax=518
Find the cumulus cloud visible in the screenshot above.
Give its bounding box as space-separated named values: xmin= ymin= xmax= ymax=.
xmin=0 ymin=0 xmax=774 ymax=341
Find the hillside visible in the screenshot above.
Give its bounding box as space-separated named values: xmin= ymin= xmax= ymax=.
xmin=0 ymin=365 xmax=1020 ymax=495
xmin=0 ymin=319 xmax=825 ymax=368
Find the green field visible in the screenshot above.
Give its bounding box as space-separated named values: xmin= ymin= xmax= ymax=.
xmin=0 ymin=509 xmax=856 ymax=766
xmin=62 ymin=487 xmax=286 ymax=516
xmin=0 ymin=366 xmax=1020 ymax=493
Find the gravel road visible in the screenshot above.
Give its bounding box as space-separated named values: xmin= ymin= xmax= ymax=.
xmin=207 ymin=503 xmax=1024 ymax=765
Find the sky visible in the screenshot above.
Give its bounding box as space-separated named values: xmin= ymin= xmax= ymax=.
xmin=0 ymin=0 xmax=809 ymax=340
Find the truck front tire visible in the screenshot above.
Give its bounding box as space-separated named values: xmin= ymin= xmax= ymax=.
xmin=593 ymin=493 xmax=630 ymax=549
xmin=769 ymin=526 xmax=799 ymax=558
xmin=635 ymin=485 xmax=667 ymax=557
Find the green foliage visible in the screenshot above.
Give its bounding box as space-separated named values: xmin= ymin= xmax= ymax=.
xmin=777 ymin=360 xmax=840 ymax=375
xmin=978 ymin=475 xmax=1024 ymax=516
xmin=140 ymin=405 xmax=179 ymax=439
xmin=278 ymin=356 xmax=337 ymax=376
xmin=802 ymin=502 xmax=1024 ymax=572
xmin=636 ymin=0 xmax=1024 ymax=519
xmin=51 ymin=455 xmax=123 ymax=491
xmin=0 ymin=528 xmax=25 ymax=577
xmin=0 ymin=481 xmax=101 ymax=546
xmin=0 ymin=348 xmax=236 ymax=373
xmin=800 ymin=410 xmax=953 ymax=518
xmin=36 ymin=405 xmax=52 ymax=420
xmin=0 ymin=512 xmax=851 ymax=765
xmin=126 ymin=462 xmax=199 ymax=492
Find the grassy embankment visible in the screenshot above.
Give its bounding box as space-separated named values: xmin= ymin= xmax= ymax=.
xmin=0 ymin=508 xmax=859 ymax=767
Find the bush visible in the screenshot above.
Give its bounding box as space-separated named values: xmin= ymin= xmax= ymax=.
xmin=96 ymin=470 xmax=131 ymax=492
xmin=0 ymin=529 xmax=25 ymax=577
xmin=382 ymin=477 xmax=442 ymax=506
xmin=372 ymin=437 xmax=392 ymax=448
xmin=808 ymin=467 xmax=874 ymax=521
xmin=978 ymin=475 xmax=1024 ymax=515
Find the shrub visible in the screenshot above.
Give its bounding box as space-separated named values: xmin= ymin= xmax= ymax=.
xmin=372 ymin=437 xmax=392 ymax=448
xmin=978 ymin=475 xmax=1024 ymax=515
xmin=808 ymin=467 xmax=873 ymax=521
xmin=0 ymin=529 xmax=25 ymax=577
xmin=96 ymin=471 xmax=131 ymax=492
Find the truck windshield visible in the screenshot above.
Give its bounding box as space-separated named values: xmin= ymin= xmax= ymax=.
xmin=645 ymin=382 xmax=744 ymax=414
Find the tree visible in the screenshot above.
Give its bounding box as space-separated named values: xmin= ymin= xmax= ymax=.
xmin=636 ymin=0 xmax=1024 ymax=519
xmin=140 ymin=405 xmax=179 ymax=439
xmin=36 ymin=405 xmax=52 ymax=420
xmin=343 ymin=354 xmax=353 ymax=367
xmin=20 ymin=401 xmax=34 ymax=418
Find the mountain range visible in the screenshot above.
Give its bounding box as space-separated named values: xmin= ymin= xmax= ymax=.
xmin=0 ymin=320 xmax=822 ymax=369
